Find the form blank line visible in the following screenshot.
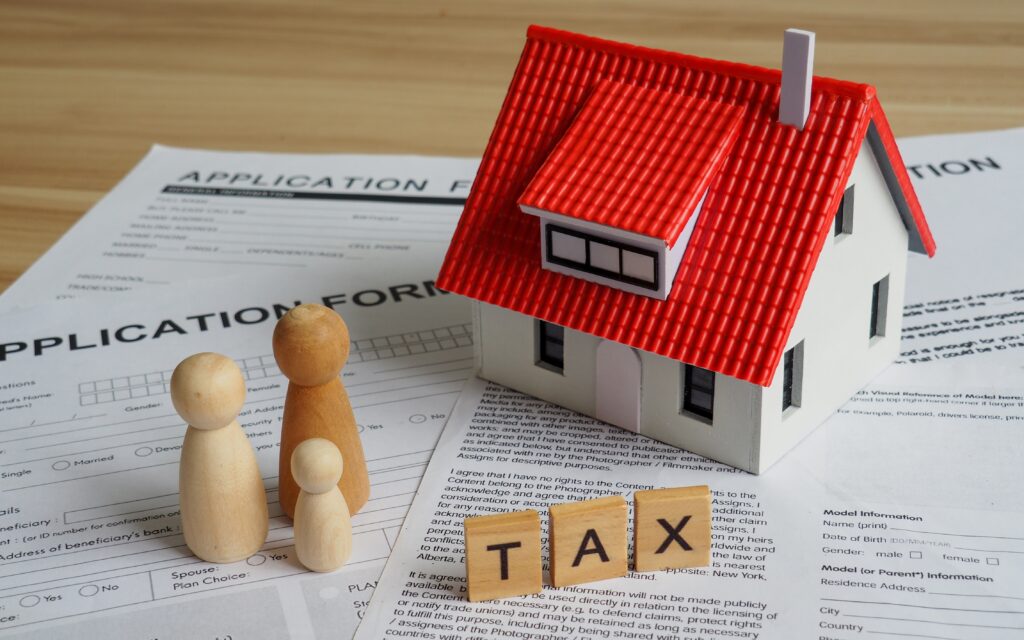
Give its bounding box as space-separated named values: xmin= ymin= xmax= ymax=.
xmin=347 ymin=365 xmax=472 ymax=388
xmin=930 ymin=592 xmax=1024 ymax=602
xmin=0 ymin=532 xmax=182 ymax=567
xmin=0 ymin=414 xmax=106 ymax=435
xmin=847 ymin=613 xmax=1024 ymax=631
xmin=865 ymin=631 xmax=960 ymax=640
xmin=821 ymin=597 xmax=1024 ymax=615
xmin=9 ymin=435 xmax=182 ymax=466
xmin=954 ymin=546 xmax=1024 ymax=554
xmin=6 ymin=461 xmax=179 ymax=491
xmin=25 ymin=423 xmax=181 ymax=450
xmin=374 ymin=356 xmax=473 ymax=374
xmin=140 ymin=256 xmax=306 ymax=268
xmin=889 ymin=527 xmax=1024 ymax=541
xmin=0 ymin=542 xmax=191 ymax=581
xmin=353 ymin=389 xmax=461 ymax=411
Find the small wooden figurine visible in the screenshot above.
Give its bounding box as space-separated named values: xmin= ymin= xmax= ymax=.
xmin=292 ymin=438 xmax=352 ymax=572
xmin=171 ymin=352 xmax=268 ymax=563
xmin=549 ymin=495 xmax=628 ymax=587
xmin=274 ymin=304 xmax=370 ymax=518
xmin=634 ymin=485 xmax=712 ymax=572
xmin=464 ymin=510 xmax=542 ymax=602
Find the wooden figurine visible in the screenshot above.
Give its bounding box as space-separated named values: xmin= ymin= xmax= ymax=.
xmin=549 ymin=495 xmax=627 ymax=587
xmin=274 ymin=304 xmax=370 ymax=518
xmin=292 ymin=438 xmax=352 ymax=572
xmin=171 ymin=352 xmax=268 ymax=563
xmin=634 ymin=485 xmax=712 ymax=572
xmin=464 ymin=510 xmax=542 ymax=602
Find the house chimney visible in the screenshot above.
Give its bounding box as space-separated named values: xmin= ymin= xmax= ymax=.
xmin=779 ymin=28 xmax=815 ymax=129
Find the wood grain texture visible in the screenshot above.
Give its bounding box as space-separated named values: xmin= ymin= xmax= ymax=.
xmin=278 ymin=379 xmax=370 ymax=518
xmin=633 ymin=485 xmax=711 ymax=572
xmin=172 ymin=352 xmax=269 ymax=563
xmin=179 ymin=421 xmax=270 ymax=563
xmin=549 ymin=495 xmax=628 ymax=587
xmin=1 ymin=1 xmax=1022 ymax=292
xmin=274 ymin=304 xmax=370 ymax=518
xmin=464 ymin=509 xmax=542 ymax=602
xmin=292 ymin=438 xmax=353 ymax=573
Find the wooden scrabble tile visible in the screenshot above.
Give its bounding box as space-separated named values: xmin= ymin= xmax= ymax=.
xmin=464 ymin=510 xmax=542 ymax=602
xmin=549 ymin=495 xmax=628 ymax=587
xmin=633 ymin=485 xmax=711 ymax=572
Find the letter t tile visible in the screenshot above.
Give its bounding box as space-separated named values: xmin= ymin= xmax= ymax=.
xmin=464 ymin=509 xmax=542 ymax=601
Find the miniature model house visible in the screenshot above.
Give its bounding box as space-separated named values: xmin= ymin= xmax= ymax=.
xmin=437 ymin=26 xmax=935 ymax=473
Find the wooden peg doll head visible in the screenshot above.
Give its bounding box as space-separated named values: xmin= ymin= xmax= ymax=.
xmin=273 ymin=304 xmax=350 ymax=387
xmin=170 ymin=352 xmax=246 ymax=430
xmin=292 ymin=438 xmax=344 ymax=495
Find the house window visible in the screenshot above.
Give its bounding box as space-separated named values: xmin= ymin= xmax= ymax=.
xmin=681 ymin=364 xmax=715 ymax=421
xmin=782 ymin=341 xmax=803 ymax=412
xmin=834 ymin=185 xmax=854 ymax=237
xmin=537 ymin=321 xmax=565 ymax=372
xmin=546 ymin=224 xmax=659 ymax=290
xmin=870 ymin=276 xmax=890 ymax=339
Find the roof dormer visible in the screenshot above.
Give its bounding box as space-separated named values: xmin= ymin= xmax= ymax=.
xmin=518 ymin=79 xmax=744 ymax=300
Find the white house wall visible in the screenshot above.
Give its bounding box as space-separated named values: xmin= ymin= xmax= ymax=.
xmin=755 ymin=138 xmax=909 ymax=472
xmin=474 ymin=139 xmax=912 ymax=476
xmin=638 ymin=350 xmax=760 ymax=471
xmin=475 ymin=302 xmax=762 ymax=473
xmin=477 ymin=301 xmax=598 ymax=417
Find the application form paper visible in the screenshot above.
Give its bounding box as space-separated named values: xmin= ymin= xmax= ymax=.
xmin=4 ymin=132 xmax=1021 ymax=360
xmin=355 ymin=370 xmax=1024 ymax=640
xmin=898 ymin=127 xmax=1024 ymax=366
xmin=0 ymin=266 xmax=473 ymax=638
xmin=0 ymin=145 xmax=477 ymax=309
xmin=0 ymin=129 xmax=1020 ymax=638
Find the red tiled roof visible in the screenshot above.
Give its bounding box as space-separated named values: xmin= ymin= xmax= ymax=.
xmin=438 ymin=26 xmax=936 ymax=387
xmin=519 ymin=79 xmax=745 ymax=243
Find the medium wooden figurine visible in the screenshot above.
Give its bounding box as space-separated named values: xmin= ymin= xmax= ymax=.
xmin=292 ymin=438 xmax=353 ymax=572
xmin=171 ymin=352 xmax=268 ymax=563
xmin=274 ymin=304 xmax=369 ymax=518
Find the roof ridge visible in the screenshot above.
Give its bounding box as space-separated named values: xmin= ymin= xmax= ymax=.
xmin=526 ymin=24 xmax=876 ymax=103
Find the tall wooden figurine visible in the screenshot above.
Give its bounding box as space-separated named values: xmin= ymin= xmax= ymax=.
xmin=171 ymin=352 xmax=269 ymax=563
xmin=292 ymin=438 xmax=353 ymax=572
xmin=274 ymin=304 xmax=370 ymax=518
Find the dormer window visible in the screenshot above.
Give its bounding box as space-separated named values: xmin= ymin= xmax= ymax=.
xmin=516 ymin=79 xmax=744 ymax=301
xmin=546 ymin=225 xmax=659 ymax=290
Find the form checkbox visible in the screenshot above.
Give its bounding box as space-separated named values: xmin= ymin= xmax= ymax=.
xmin=910 ymin=551 xmax=922 ymax=559
xmin=987 ymin=557 xmax=1000 ymax=566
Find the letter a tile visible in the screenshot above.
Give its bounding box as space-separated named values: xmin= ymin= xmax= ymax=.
xmin=549 ymin=496 xmax=627 ymax=587
xmin=464 ymin=510 xmax=541 ymax=601
xmin=634 ymin=485 xmax=711 ymax=572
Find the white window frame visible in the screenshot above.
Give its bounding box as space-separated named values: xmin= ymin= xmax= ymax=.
xmin=545 ymin=224 xmax=660 ymax=290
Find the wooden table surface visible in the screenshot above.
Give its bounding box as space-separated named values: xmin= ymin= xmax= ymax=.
xmin=2 ymin=1 xmax=1022 ymax=294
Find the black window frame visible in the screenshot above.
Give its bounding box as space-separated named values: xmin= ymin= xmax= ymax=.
xmin=545 ymin=223 xmax=660 ymax=291
xmin=537 ymin=321 xmax=565 ymax=372
xmin=870 ymin=276 xmax=889 ymax=339
xmin=781 ymin=341 xmax=804 ymax=414
xmin=681 ymin=364 xmax=715 ymax=422
xmin=782 ymin=348 xmax=795 ymax=411
xmin=834 ymin=185 xmax=854 ymax=237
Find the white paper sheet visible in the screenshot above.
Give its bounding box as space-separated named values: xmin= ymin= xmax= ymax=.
xmin=0 ymin=145 xmax=477 ymax=309
xmin=897 ymin=127 xmax=1024 ymax=366
xmin=355 ymin=367 xmax=1024 ymax=640
xmin=0 ymin=264 xmax=474 ymax=638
